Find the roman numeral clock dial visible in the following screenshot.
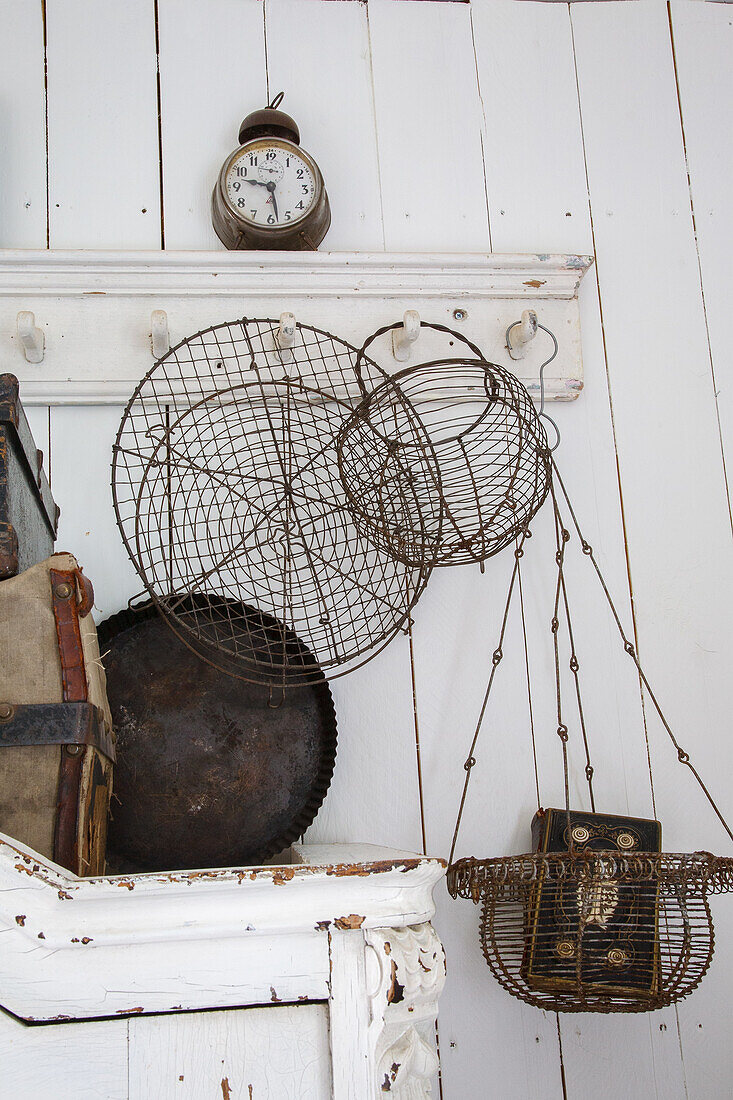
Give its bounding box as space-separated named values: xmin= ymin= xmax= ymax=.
xmin=212 ymin=93 xmax=330 ymax=251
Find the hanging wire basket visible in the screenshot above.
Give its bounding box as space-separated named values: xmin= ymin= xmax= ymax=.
xmin=448 ymin=851 xmax=733 ymax=1013
xmin=112 ymin=317 xmax=434 ymax=685
xmin=446 ymin=458 xmax=733 ymax=1014
xmin=336 ymin=322 xmax=551 ymax=568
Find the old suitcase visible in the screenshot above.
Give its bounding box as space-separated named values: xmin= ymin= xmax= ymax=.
xmin=522 ymin=808 xmax=662 ymax=997
xmin=0 ymin=373 xmax=59 ymax=578
xmin=0 ymin=553 xmax=115 ymax=875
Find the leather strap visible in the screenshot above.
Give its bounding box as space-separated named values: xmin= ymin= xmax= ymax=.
xmin=50 ymin=567 xmax=89 ymax=704
xmin=50 ymin=565 xmax=91 ymax=872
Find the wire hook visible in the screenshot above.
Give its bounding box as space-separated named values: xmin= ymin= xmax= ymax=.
xmin=505 ymin=317 xmax=562 ymax=452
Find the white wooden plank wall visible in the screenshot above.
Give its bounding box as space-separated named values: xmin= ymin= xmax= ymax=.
xmin=1 ymin=2 xmax=732 ymax=1098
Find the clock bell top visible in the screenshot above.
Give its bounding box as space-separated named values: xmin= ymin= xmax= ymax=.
xmin=238 ymin=91 xmax=300 ymax=146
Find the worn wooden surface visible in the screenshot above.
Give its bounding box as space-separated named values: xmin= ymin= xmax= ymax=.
xmin=1 ymin=2 xmax=732 ymax=1097
xmin=0 ymin=840 xmax=442 ymax=1099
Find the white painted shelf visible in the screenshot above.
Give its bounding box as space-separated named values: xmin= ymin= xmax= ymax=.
xmin=0 ymin=833 xmax=446 ymax=1099
xmin=0 ymin=249 xmax=592 ymax=405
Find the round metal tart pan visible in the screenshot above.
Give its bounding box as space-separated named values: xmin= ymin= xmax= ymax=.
xmin=98 ymin=599 xmax=337 ymax=872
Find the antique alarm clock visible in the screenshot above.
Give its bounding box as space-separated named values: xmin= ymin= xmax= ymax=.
xmin=212 ymin=92 xmax=331 ymax=251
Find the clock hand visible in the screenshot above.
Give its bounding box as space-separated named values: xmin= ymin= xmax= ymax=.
xmin=246 ymin=179 xmax=269 ymax=188
xmin=267 ymin=180 xmax=279 ymax=222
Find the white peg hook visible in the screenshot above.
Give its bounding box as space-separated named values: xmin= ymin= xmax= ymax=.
xmin=392 ymin=310 xmax=421 ymax=362
xmin=506 ymin=309 xmax=538 ymax=360
xmin=275 ymin=312 xmax=297 ymax=363
xmin=17 ymin=311 xmax=45 ymax=363
xmin=151 ymin=310 xmax=170 ymax=359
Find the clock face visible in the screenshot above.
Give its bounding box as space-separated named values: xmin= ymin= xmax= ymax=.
xmin=224 ymin=139 xmax=318 ymax=228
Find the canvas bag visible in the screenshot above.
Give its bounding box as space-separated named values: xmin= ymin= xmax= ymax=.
xmin=0 ymin=553 xmax=114 ymax=875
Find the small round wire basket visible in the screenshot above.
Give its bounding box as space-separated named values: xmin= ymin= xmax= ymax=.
xmin=337 ymin=322 xmax=551 ymax=568
xmin=448 ymin=851 xmax=733 ymax=1013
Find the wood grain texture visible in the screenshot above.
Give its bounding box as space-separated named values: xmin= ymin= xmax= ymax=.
xmin=0 ymin=1006 xmax=128 ymax=1100
xmin=0 ymin=0 xmax=47 ymax=248
xmin=367 ymin=0 xmax=490 ymax=252
xmin=264 ymin=0 xmax=384 ymax=251
xmin=670 ymin=0 xmax=733 ymax=522
xmin=328 ymin=931 xmax=372 ymax=1099
xmin=665 ymin=6 xmax=733 ymax=1096
xmin=418 ymin=4 xmax=663 ymax=1097
xmin=472 ymin=0 xmax=590 ymax=255
xmin=4 ymin=2 xmax=733 ymax=1096
xmin=45 ymin=0 xmax=161 ymax=248
xmin=158 ymin=0 xmax=267 ymax=249
xmin=49 ymin=405 xmax=139 ymax=622
xmin=128 ymin=1004 xmax=331 ymax=1100
xmin=572 ymin=0 xmax=733 ymax=1095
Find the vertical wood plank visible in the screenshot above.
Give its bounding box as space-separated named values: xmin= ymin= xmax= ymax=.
xmin=45 ymin=0 xmax=161 ymax=248
xmin=50 ymin=406 xmax=139 ymax=622
xmin=128 ymin=1004 xmax=331 ymax=1099
xmin=665 ymin=6 xmax=733 ymax=1096
xmin=264 ymin=0 xmax=384 ymax=251
xmin=304 ymin=635 xmax=425 ymax=855
xmin=471 ymin=0 xmax=590 ymax=255
xmin=24 ymin=405 xmax=51 ymax=483
xmin=0 ymin=1006 xmax=129 ymax=1100
xmin=328 ymin=931 xmax=372 ymax=1100
xmin=670 ymin=1 xmax=733 ymax=520
xmin=571 ymin=1 xmax=733 ymax=1096
xmin=0 ymin=0 xmax=47 ymax=247
xmin=158 ymin=0 xmax=266 ymax=250
xmin=367 ymin=0 xmax=489 ymax=252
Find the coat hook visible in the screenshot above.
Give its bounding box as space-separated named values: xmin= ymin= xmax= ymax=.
xmin=151 ymin=310 xmax=170 ymax=359
xmin=17 ymin=311 xmax=45 ymax=363
xmin=275 ymin=312 xmax=296 ymax=363
xmin=506 ymin=309 xmax=538 ymax=360
xmin=392 ymin=310 xmax=420 ymax=362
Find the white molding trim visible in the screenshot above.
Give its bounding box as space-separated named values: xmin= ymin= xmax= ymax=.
xmin=0 ymin=832 xmax=445 ymax=1029
xmin=0 ymin=249 xmax=592 ymax=299
xmin=0 ymin=249 xmax=592 ymax=405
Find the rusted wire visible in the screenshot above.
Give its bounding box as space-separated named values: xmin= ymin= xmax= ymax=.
xmin=112 ymin=317 xmax=434 ymax=685
xmin=337 ymin=321 xmax=551 ymax=569
xmin=550 ymin=459 xmax=733 ymax=846
xmin=447 ymin=455 xmax=733 ymax=1014
xmin=447 ymin=851 xmax=733 ymax=1012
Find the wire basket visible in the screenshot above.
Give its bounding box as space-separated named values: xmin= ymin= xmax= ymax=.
xmin=337 ymin=323 xmax=551 ymax=568
xmin=112 ymin=317 xmax=433 ymax=685
xmin=448 ymin=852 xmax=733 ymax=1012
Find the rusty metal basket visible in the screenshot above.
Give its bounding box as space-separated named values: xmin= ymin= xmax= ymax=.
xmin=112 ymin=317 xmax=433 ymax=685
xmin=448 ymin=851 xmax=733 ymax=1013
xmin=337 ymin=322 xmax=551 ymax=568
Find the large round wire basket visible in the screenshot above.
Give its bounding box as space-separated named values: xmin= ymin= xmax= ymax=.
xmin=337 ymin=323 xmax=551 ymax=568
xmin=448 ymin=852 xmax=733 ymax=1013
xmin=112 ymin=317 xmax=433 ymax=685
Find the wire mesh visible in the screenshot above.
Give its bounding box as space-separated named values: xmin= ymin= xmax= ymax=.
xmin=337 ymin=323 xmax=551 ymax=568
xmin=448 ymin=852 xmax=733 ymax=1012
xmin=112 ymin=318 xmax=434 ymax=685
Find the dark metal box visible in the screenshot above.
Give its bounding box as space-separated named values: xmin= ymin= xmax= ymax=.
xmin=523 ymin=808 xmax=662 ymax=996
xmin=0 ymin=374 xmax=59 ymax=578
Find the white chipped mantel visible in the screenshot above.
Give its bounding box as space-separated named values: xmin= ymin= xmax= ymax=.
xmin=0 ymin=833 xmax=446 ymax=1099
xmin=0 ymin=249 xmax=592 ymax=405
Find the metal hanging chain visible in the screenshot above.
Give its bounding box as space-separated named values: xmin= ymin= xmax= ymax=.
xmin=448 ymin=532 xmax=529 ymax=867
xmin=549 ymin=484 xmax=573 ymax=843
xmin=551 ymin=457 xmax=733 ymax=846
xmin=517 ymin=549 xmax=542 ymax=811
xmin=549 ymin=481 xmax=597 ymax=813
